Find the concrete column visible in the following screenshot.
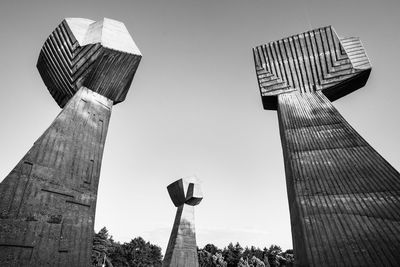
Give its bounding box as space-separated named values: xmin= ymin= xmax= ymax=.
xmin=278 ymin=91 xmax=400 ymax=266
xmin=0 ymin=88 xmax=111 ymax=266
xmin=163 ymin=204 xmax=199 ymax=267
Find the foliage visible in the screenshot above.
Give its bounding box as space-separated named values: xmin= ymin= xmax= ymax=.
xmin=204 ymin=243 xmax=221 ymax=255
xmin=218 ymin=242 xmax=292 ymax=267
xmin=249 ymin=255 xmax=266 ymax=267
xmin=198 ymin=245 xmax=227 ymax=267
xmin=108 ymin=237 xmax=162 ymax=267
xmin=92 ymin=227 xmax=113 ymax=267
xmin=213 ymin=253 xmax=228 ymax=267
xmin=238 ymin=257 xmax=249 ymax=267
xmin=92 ymin=228 xmax=294 ymax=267
xmin=198 ymin=249 xmax=213 ymax=267
xmin=92 ymin=228 xmax=162 ymax=267
xmin=222 ymin=242 xmax=244 ymax=267
xmin=267 ymin=245 xmax=282 ymax=267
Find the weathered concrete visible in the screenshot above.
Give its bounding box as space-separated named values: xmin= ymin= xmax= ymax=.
xmin=37 ymin=18 xmax=141 ymax=108
xmin=0 ymin=18 xmax=141 ymax=266
xmin=163 ymin=178 xmax=203 ymax=267
xmin=253 ymin=26 xmax=400 ymax=266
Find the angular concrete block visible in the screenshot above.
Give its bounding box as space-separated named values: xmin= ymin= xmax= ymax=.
xmin=167 ymin=177 xmax=203 ymax=207
xmin=37 ymin=18 xmax=142 ymax=107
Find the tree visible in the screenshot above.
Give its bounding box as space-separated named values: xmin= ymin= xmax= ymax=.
xmin=92 ymin=227 xmax=113 ymax=267
xmin=222 ymin=242 xmax=243 ymax=267
xmin=91 ymin=228 xmax=163 ymax=267
xmin=110 ymin=237 xmax=162 ymax=267
xmin=266 ymin=245 xmax=282 ymax=267
xmin=108 ymin=242 xmax=129 ymax=267
xmin=204 ymin=243 xmax=221 ymax=255
xmin=274 ymin=249 xmax=294 ymax=267
xmin=212 ymin=253 xmax=227 ymax=267
xmin=238 ymin=257 xmax=249 ymax=267
xmin=242 ymin=246 xmax=266 ymax=265
xmin=249 ymin=255 xmax=266 ymax=267
xmin=198 ymin=245 xmax=227 ymax=267
xmin=198 ymin=249 xmax=214 ymax=267
xmin=236 ymin=255 xmax=266 ymax=267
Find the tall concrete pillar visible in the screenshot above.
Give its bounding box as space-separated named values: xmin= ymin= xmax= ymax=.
xmin=163 ymin=178 xmax=203 ymax=267
xmin=253 ymin=26 xmax=400 ymax=266
xmin=0 ymin=18 xmax=141 ymax=266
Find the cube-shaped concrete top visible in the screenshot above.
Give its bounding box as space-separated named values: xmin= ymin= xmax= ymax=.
xmin=253 ymin=26 xmax=371 ymax=110
xmin=37 ymin=18 xmax=142 ymax=108
xmin=167 ymin=177 xmax=203 ymax=207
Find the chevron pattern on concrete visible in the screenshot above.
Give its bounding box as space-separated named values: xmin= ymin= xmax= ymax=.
xmin=37 ymin=18 xmax=142 ymax=108
xmin=253 ymin=26 xmax=371 ymax=109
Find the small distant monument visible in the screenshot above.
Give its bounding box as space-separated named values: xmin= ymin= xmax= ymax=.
xmin=0 ymin=18 xmax=141 ymax=266
xmin=163 ymin=178 xmax=203 ymax=267
xmin=253 ymin=26 xmax=400 ymax=266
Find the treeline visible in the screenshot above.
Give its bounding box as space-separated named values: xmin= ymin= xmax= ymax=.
xmin=91 ymin=227 xmax=294 ymax=267
xmin=91 ymin=227 xmax=162 ymax=267
xmin=198 ymin=243 xmax=293 ymax=267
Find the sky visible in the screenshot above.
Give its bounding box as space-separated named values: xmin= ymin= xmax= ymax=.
xmin=1 ymin=0 xmax=400 ymax=254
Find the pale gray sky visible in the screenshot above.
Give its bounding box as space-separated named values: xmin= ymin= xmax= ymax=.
xmin=1 ymin=0 xmax=400 ymax=254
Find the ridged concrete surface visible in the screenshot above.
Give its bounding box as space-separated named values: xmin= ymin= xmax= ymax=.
xmin=253 ymin=26 xmax=370 ymax=109
xmin=278 ymin=91 xmax=400 ymax=266
xmin=37 ymin=18 xmax=142 ymax=108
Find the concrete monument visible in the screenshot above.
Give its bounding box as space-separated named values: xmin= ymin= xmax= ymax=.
xmin=253 ymin=26 xmax=400 ymax=266
xmin=0 ymin=18 xmax=141 ymax=266
xmin=163 ymin=178 xmax=203 ymax=267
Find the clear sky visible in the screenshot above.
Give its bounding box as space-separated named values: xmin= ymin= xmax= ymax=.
xmin=1 ymin=0 xmax=400 ymax=255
